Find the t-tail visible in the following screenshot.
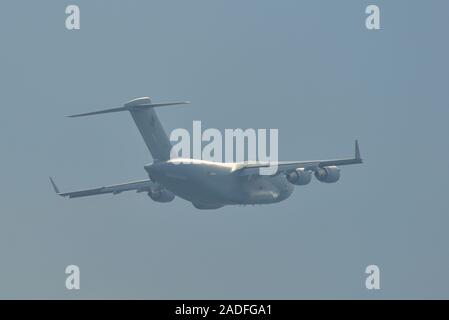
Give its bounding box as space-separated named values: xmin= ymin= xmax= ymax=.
xmin=69 ymin=97 xmax=190 ymax=162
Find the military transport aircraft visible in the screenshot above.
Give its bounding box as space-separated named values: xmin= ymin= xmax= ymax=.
xmin=50 ymin=97 xmax=363 ymax=209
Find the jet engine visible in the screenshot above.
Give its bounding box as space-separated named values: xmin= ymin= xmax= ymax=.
xmin=286 ymin=168 xmax=312 ymax=186
xmin=314 ymin=166 xmax=340 ymax=183
xmin=147 ymin=187 xmax=175 ymax=203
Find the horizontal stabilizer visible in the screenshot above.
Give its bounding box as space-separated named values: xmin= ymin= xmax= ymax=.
xmin=68 ymin=100 xmax=190 ymax=118
xmin=68 ymin=106 xmax=126 ymax=118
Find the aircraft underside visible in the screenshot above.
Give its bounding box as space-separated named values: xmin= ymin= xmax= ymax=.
xmin=153 ymin=172 xmax=294 ymax=209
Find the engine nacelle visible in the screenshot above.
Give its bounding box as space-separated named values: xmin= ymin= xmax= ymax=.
xmin=147 ymin=187 xmax=175 ymax=203
xmin=286 ymin=168 xmax=312 ymax=186
xmin=314 ymin=166 xmax=340 ymax=183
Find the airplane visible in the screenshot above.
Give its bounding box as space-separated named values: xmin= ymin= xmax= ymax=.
xmin=50 ymin=97 xmax=363 ymax=210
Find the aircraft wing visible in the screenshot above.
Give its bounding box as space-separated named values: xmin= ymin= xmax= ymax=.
xmin=234 ymin=140 xmax=363 ymax=176
xmin=49 ymin=177 xmax=156 ymax=198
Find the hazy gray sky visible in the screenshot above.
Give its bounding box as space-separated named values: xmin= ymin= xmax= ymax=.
xmin=0 ymin=0 xmax=448 ymax=299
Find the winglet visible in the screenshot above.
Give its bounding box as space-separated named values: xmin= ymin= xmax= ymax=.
xmin=355 ymin=140 xmax=362 ymax=161
xmin=49 ymin=177 xmax=61 ymax=195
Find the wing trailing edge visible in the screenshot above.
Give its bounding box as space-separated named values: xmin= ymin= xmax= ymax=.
xmin=49 ymin=177 xmax=156 ymax=198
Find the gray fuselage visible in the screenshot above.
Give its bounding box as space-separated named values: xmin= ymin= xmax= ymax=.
xmin=145 ymin=158 xmax=294 ymax=209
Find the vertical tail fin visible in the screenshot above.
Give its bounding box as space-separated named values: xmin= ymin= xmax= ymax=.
xmin=68 ymin=97 xmax=190 ymax=162
xmin=126 ymin=97 xmax=172 ymax=161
